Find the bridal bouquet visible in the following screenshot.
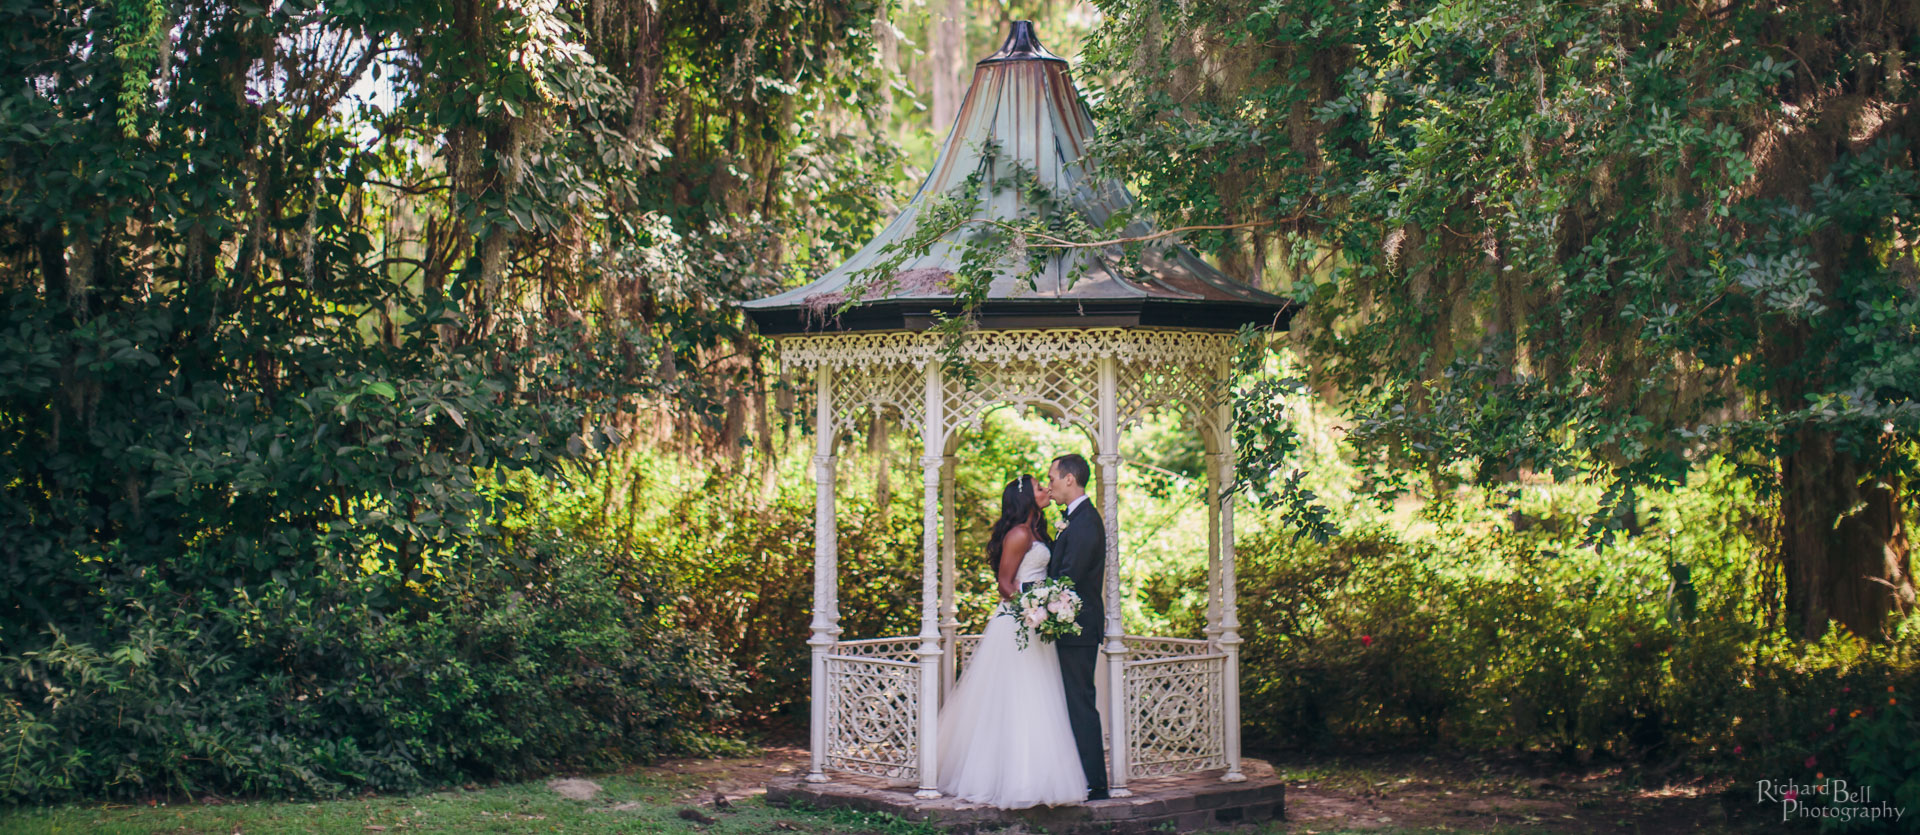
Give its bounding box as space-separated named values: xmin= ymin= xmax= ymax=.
xmin=1012 ymin=576 xmax=1082 ymax=650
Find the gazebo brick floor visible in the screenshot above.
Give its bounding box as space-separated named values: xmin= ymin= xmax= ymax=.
xmin=766 ymin=759 xmax=1285 ymax=833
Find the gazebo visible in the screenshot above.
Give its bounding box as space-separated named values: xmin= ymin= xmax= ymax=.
xmin=741 ymin=21 xmax=1298 ymax=802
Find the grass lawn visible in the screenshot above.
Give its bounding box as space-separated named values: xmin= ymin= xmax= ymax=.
xmin=0 ymin=759 xmax=939 ymax=835
xmin=0 ymin=746 xmax=1776 ymax=834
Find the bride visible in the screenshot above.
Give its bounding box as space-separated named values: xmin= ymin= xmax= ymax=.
xmin=935 ymin=473 xmax=1090 ymax=808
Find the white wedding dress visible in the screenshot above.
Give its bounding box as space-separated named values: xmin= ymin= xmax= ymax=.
xmin=934 ymin=539 xmax=1089 ymax=808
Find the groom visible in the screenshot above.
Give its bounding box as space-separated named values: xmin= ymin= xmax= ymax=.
xmin=1043 ymin=453 xmax=1110 ymax=801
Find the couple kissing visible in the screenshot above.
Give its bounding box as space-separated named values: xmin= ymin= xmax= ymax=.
xmin=934 ymin=453 xmax=1110 ymax=808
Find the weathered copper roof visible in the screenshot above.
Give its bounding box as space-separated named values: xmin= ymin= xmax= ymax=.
xmin=740 ymin=21 xmax=1298 ymax=335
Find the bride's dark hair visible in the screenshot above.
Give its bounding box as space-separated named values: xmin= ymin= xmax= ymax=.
xmin=985 ymin=474 xmax=1052 ymax=574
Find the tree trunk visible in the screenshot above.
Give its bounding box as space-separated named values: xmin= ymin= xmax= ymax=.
xmin=1778 ymin=426 xmax=1917 ymax=642
xmin=871 ymin=412 xmax=891 ymax=508
xmin=36 ymin=222 xmax=65 ymax=301
xmin=928 ymin=0 xmax=966 ymax=133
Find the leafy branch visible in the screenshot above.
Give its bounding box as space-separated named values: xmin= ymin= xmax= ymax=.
xmin=915 ymin=216 xmax=1299 ymax=251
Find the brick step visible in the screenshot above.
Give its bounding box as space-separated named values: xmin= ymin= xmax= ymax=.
xmin=766 ymin=759 xmax=1286 ymax=834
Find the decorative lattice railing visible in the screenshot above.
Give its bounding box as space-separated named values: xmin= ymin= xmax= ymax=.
xmin=823 ymin=633 xmax=1229 ymax=784
xmin=823 ymin=652 xmax=920 ymax=780
xmin=777 ymin=329 xmax=1235 ymax=446
xmin=832 ymin=637 xmax=921 ymax=663
xmin=953 ymin=634 xmax=983 ymax=672
xmin=1123 ymin=639 xmax=1228 ymax=779
xmin=1122 ymin=635 xmax=1212 ymax=661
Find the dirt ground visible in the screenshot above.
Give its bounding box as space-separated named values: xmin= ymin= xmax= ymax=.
xmin=632 ymin=746 xmax=1782 ymax=834
xmin=1259 ymin=748 xmax=1769 ymax=834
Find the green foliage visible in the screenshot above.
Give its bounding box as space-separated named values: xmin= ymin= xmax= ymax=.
xmin=0 ymin=528 xmax=742 ymax=804
xmin=1229 ymin=340 xmax=1340 ymax=546
xmin=1212 ymin=460 xmax=1802 ymax=754
xmin=1079 ymin=0 xmax=1920 ymax=634
xmin=1712 ymin=627 xmax=1920 ymax=831
xmin=0 ymin=0 xmax=905 ymax=804
xmin=623 ymin=475 xmax=924 ymax=731
xmin=6 ymin=0 xmax=1917 ymax=810
xmin=509 ymin=410 xmax=1089 ymax=736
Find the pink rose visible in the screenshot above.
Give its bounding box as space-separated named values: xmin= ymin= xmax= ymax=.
xmin=1026 ymin=609 xmax=1048 ymax=627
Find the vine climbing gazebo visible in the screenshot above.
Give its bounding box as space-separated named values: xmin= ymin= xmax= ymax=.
xmin=741 ymin=22 xmax=1298 ymax=802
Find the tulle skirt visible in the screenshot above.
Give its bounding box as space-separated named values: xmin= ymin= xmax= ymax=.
xmin=935 ymin=609 xmax=1089 ymax=808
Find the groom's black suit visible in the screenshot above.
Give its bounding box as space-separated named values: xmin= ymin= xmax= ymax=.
xmin=1046 ymin=495 xmax=1108 ymax=798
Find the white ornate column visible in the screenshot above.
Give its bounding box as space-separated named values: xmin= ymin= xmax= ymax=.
xmin=806 ymin=365 xmax=838 ymax=783
xmin=1097 ymin=354 xmax=1132 ymax=797
xmin=1205 ymin=446 xmax=1226 ymax=652
xmin=1216 ymin=354 xmax=1246 ymax=783
xmin=914 ymin=360 xmax=946 ymax=798
xmin=939 ymin=453 xmax=959 ymax=699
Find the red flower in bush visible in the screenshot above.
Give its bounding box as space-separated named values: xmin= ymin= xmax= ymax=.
xmin=1806 ymin=755 xmax=1817 ymax=768
xmin=1360 ymin=635 xmax=1373 ymax=647
xmin=1733 ymin=745 xmax=1743 ymax=755
xmin=1785 ymin=789 xmax=1799 ymax=801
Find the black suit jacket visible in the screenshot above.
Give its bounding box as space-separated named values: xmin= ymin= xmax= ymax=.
xmin=1045 ymin=497 xmax=1106 ymax=647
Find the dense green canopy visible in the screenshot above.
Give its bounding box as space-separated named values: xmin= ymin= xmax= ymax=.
xmin=1074 ymin=0 xmax=1919 ymax=640
xmin=1 ymin=0 xmax=1914 ymax=808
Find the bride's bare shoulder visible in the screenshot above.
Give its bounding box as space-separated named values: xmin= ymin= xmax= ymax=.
xmin=1004 ymin=525 xmax=1033 ymax=553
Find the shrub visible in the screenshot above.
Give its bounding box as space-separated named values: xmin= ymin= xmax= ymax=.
xmin=0 ymin=528 xmax=742 ymax=804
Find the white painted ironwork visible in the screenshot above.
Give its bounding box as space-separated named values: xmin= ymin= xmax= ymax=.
xmin=1214 ymin=348 xmax=1246 ymax=783
xmin=1123 ymin=635 xmax=1213 ymax=661
xmin=830 ymin=361 xmax=924 ymax=435
xmin=777 ymin=328 xmax=1232 ymax=373
xmin=792 ymin=326 xmax=1245 ymax=788
xmin=806 ymin=367 xmax=838 ymax=784
xmin=913 ymin=364 xmax=946 ymax=798
xmin=1118 ymin=355 xmax=1228 ymax=438
xmin=1205 ymin=450 xmax=1225 ymax=653
xmin=834 ymin=637 xmax=921 ymax=663
xmin=782 ymin=328 xmax=1231 ymax=449
xmin=823 ymin=653 xmax=921 ymax=780
xmin=945 ymin=359 xmax=1101 ymax=442
xmin=953 ymin=634 xmax=983 ymax=673
xmin=939 ymin=456 xmax=959 ymax=701
xmin=1125 ymin=650 xmax=1229 ymax=778
xmin=1095 ymin=355 xmax=1133 ymax=798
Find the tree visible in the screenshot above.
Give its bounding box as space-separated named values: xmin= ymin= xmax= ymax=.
xmin=1081 ymin=0 xmax=1919 ymax=640
xmin=0 ymin=0 xmax=900 ymax=650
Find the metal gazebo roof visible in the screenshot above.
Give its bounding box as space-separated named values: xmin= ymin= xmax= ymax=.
xmin=739 ymin=21 xmax=1298 ymax=336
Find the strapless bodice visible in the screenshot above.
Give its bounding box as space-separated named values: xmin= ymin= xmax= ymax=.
xmin=1015 ymin=540 xmax=1050 ymax=585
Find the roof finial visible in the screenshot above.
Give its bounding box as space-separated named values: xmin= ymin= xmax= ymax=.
xmin=979 ymin=20 xmax=1066 ymax=64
